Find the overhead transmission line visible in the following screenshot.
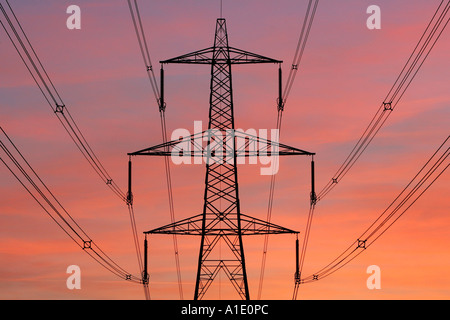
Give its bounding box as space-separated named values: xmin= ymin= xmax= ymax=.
xmin=0 ymin=127 xmax=145 ymax=288
xmin=127 ymin=0 xmax=183 ymax=300
xmin=0 ymin=1 xmax=126 ymax=202
xmin=283 ymin=0 xmax=319 ymax=105
xmin=257 ymin=0 xmax=319 ymax=300
xmin=0 ymin=0 xmax=149 ymax=298
xmin=295 ymin=135 xmax=449 ymax=296
xmin=316 ymin=0 xmax=450 ymax=202
xmin=293 ymin=0 xmax=449 ymax=299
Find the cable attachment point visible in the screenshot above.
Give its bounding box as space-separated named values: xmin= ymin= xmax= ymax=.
xmin=126 ymin=192 xmax=133 ymax=206
xmin=146 ymin=65 xmax=153 ymax=72
xmin=277 ymin=97 xmax=285 ymax=112
xmin=159 ymin=99 xmax=167 ymax=112
xmin=295 ymin=271 xmax=301 ymax=284
xmin=142 ymin=271 xmax=149 ymax=285
xmin=310 ymin=191 xmax=317 ymax=206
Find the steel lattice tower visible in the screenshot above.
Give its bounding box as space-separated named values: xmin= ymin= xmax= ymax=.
xmin=129 ymin=18 xmax=314 ymax=300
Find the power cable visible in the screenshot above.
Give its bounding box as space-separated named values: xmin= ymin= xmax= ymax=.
xmin=317 ymin=0 xmax=449 ymax=202
xmin=0 ymin=0 xmax=149 ymax=297
xmin=0 ymin=0 xmax=126 ymax=202
xmin=297 ymin=135 xmax=448 ymax=289
xmin=127 ymin=0 xmax=183 ymax=299
xmin=293 ymin=0 xmax=449 ymax=299
xmin=257 ymin=0 xmax=319 ymax=300
xmin=0 ymin=127 xmax=143 ymax=285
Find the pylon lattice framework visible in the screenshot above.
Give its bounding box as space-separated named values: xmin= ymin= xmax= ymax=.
xmin=129 ymin=18 xmax=314 ymax=300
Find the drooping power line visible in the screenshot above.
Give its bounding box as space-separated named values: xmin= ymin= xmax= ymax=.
xmin=127 ymin=0 xmax=183 ymax=300
xmin=0 ymin=0 xmax=126 ymax=202
xmin=316 ymin=0 xmax=449 ymax=202
xmin=297 ymin=135 xmax=448 ymax=288
xmin=257 ymin=0 xmax=319 ymax=300
xmin=0 ymin=127 xmax=144 ymax=286
xmin=0 ymin=0 xmax=149 ymax=298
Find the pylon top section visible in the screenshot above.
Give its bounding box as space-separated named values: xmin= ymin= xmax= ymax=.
xmin=160 ymin=19 xmax=282 ymax=66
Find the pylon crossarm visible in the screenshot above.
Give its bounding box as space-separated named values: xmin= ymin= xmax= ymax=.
xmin=128 ymin=130 xmax=314 ymax=157
xmin=161 ymin=47 xmax=215 ymax=65
xmin=160 ymin=46 xmax=281 ymax=65
xmin=240 ymin=213 xmax=299 ymax=235
xmin=144 ymin=214 xmax=204 ymax=235
xmin=228 ymin=46 xmax=282 ymax=64
xmin=144 ymin=212 xmax=298 ymax=236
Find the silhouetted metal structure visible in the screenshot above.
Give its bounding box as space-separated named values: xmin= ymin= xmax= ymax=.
xmin=129 ymin=18 xmax=314 ymax=300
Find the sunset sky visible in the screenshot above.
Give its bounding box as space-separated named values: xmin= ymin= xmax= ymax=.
xmin=0 ymin=0 xmax=449 ymax=300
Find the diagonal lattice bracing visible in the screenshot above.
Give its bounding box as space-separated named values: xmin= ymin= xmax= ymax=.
xmin=132 ymin=18 xmax=314 ymax=300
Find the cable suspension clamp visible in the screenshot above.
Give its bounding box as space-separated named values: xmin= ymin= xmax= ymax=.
xmin=310 ymin=192 xmax=317 ymax=206
xmin=126 ymin=193 xmax=133 ymax=206
xmin=142 ymin=272 xmax=149 ymax=285
xmin=125 ymin=274 xmax=132 ymax=281
xmin=312 ymin=274 xmax=318 ymax=281
xmin=106 ymin=179 xmax=113 ymax=185
xmin=277 ymin=97 xmax=285 ymax=112
xmin=332 ymin=178 xmax=338 ymax=184
xmin=292 ymin=64 xmax=298 ymax=70
xmin=146 ymin=65 xmax=153 ymax=71
xmin=159 ymin=100 xmax=167 ymax=112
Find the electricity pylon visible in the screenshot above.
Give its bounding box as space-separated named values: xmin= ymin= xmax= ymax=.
xmin=129 ymin=18 xmax=314 ymax=300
